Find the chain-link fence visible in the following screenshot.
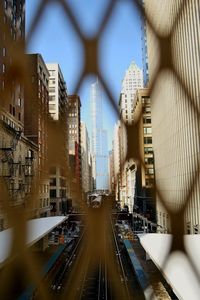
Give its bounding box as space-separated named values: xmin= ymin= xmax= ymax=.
xmin=0 ymin=0 xmax=199 ymax=299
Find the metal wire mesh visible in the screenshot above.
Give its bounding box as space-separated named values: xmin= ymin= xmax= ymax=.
xmin=0 ymin=0 xmax=200 ymax=299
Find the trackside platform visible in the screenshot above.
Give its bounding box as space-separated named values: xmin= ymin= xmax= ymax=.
xmin=123 ymin=239 xmax=156 ymax=300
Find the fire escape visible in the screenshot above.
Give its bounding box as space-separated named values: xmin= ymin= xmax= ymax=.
xmin=0 ymin=120 xmax=34 ymax=202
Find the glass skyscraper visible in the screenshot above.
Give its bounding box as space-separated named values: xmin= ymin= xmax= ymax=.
xmin=90 ymin=80 xmax=109 ymax=191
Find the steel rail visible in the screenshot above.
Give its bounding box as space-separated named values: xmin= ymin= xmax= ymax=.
xmin=52 ymin=231 xmax=85 ymax=291
xmin=110 ymin=216 xmax=130 ymax=299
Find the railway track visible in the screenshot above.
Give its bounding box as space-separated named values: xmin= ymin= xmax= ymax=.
xmin=50 ymin=232 xmax=84 ymax=293
xmin=109 ymin=217 xmax=131 ymax=300
xmin=78 ymin=256 xmax=108 ymax=300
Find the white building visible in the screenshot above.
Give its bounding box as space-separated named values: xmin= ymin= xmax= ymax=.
xmin=46 ymin=63 xmax=67 ymax=121
xmin=119 ymin=61 xmax=143 ymax=124
xmin=116 ymin=62 xmax=142 ymax=212
xmin=46 ymin=63 xmax=69 ymax=216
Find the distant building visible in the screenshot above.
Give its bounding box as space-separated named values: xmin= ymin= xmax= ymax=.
xmin=90 ymin=80 xmax=109 ymax=192
xmin=112 ymin=121 xmax=122 ymax=205
xmin=119 ymin=61 xmax=143 ymax=124
xmin=81 ymin=122 xmax=91 ymax=195
xmin=67 ymin=95 xmax=82 ymax=207
xmin=117 ymin=62 xmax=143 ymax=212
xmin=46 ymin=63 xmax=69 ymax=216
xmin=133 ymin=88 xmax=155 ymax=221
xmin=24 ymin=54 xmax=50 ymax=217
xmin=108 ymin=149 xmax=115 ymax=194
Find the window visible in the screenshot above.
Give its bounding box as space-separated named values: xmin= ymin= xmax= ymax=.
xmin=49 ymin=95 xmax=55 ymax=102
xmin=2 ymin=47 xmax=6 ymax=56
xmin=144 ymin=107 xmax=151 ymax=113
xmin=143 ymin=117 xmax=151 ymax=124
xmin=50 ymin=79 xmax=55 ymax=85
xmin=50 ymin=190 xmax=56 ymax=198
xmin=146 ymin=179 xmax=154 ymax=187
xmin=49 ymin=70 xmax=55 ymax=76
xmin=143 ymin=127 xmax=152 ymax=134
xmin=50 ymin=178 xmax=56 ymax=186
xmin=144 ymin=157 xmax=154 ymax=164
xmin=145 ymin=168 xmax=154 ymax=175
xmin=17 ymin=98 xmax=21 ymax=106
xmin=2 ymin=64 xmax=5 ymax=73
xmin=144 ymin=147 xmax=153 ymax=154
xmin=18 ymin=113 xmax=21 ymax=121
xmin=49 ymin=104 xmax=56 ymax=110
xmin=144 ymin=137 xmax=152 ymax=144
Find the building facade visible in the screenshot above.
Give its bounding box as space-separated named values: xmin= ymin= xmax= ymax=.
xmin=133 ymin=88 xmax=155 ymax=221
xmin=0 ymin=1 xmax=40 ymax=228
xmin=117 ymin=62 xmax=143 ymax=212
xmin=67 ymin=94 xmax=82 ymax=208
xmin=145 ymin=0 xmax=200 ymax=233
xmin=0 ymin=0 xmax=25 ymax=131
xmin=119 ymin=61 xmax=143 ymax=124
xmin=25 ymin=54 xmax=50 ymax=217
xmin=90 ymin=80 xmax=109 ymax=192
xmin=108 ymin=149 xmax=115 ymax=194
xmin=81 ymin=122 xmax=91 ymax=195
xmin=46 ymin=63 xmax=69 ymax=216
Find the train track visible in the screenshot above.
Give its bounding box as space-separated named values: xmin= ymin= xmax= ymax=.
xmin=78 ymin=216 xmax=132 ymax=300
xmin=109 ymin=217 xmax=131 ymax=300
xmin=78 ymin=256 xmax=108 ymax=300
xmin=50 ymin=232 xmax=84 ymax=293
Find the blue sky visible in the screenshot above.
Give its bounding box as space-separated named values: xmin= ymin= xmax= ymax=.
xmin=26 ymin=0 xmax=143 ymax=150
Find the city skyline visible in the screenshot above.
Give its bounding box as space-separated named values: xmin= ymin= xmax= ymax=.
xmin=26 ymin=0 xmax=143 ymax=150
xmin=1 ymin=1 xmax=200 ymax=299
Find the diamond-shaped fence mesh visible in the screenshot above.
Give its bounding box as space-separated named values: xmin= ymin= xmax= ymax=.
xmin=0 ymin=0 xmax=200 ymax=299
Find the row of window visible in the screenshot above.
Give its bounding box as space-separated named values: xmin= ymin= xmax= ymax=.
xmin=68 ymin=113 xmax=77 ymax=117
xmin=1 ymin=114 xmax=21 ymax=131
xmin=50 ymin=189 xmax=66 ymax=198
xmin=69 ymin=124 xmax=77 ymax=128
xmin=50 ymin=178 xmax=66 ymax=187
xmin=40 ymin=198 xmax=49 ymax=208
xmin=69 ymin=129 xmax=77 ymax=134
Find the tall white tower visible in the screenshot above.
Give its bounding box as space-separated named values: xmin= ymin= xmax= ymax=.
xmin=120 ymin=61 xmax=143 ymax=124
xmin=90 ymin=80 xmax=109 ymax=192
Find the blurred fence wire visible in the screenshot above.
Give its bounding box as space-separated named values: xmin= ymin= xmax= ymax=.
xmin=0 ymin=0 xmax=200 ymax=299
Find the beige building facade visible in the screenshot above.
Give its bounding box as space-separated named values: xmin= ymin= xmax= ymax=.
xmin=145 ymin=0 xmax=200 ymax=233
xmin=133 ymin=88 xmax=155 ymax=221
